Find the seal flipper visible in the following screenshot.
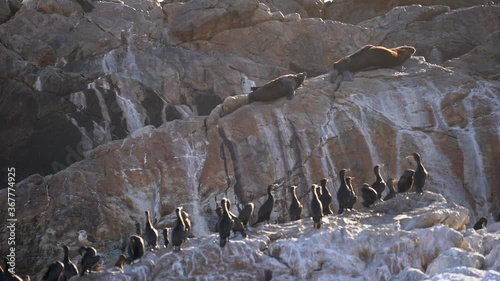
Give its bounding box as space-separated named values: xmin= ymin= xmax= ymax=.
xmin=251 ymin=86 xmax=260 ymax=91
xmin=343 ymin=71 xmax=354 ymax=81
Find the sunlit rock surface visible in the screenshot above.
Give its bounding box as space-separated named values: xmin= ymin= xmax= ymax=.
xmin=0 ymin=0 xmax=499 ymax=279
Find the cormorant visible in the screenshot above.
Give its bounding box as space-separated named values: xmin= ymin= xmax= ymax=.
xmin=78 ymin=246 xmax=101 ymax=276
xmin=218 ymin=198 xmax=234 ymax=247
xmin=319 ymin=178 xmax=333 ymax=215
xmin=383 ymin=177 xmax=397 ymax=201
xmin=253 ymin=185 xmax=275 ymax=226
xmin=371 ymin=164 xmax=386 ymax=199
xmin=397 ymin=169 xmax=415 ymax=193
xmin=144 ymin=210 xmax=159 ymax=249
xmin=171 ymin=206 xmax=188 ymax=252
xmin=361 ymin=183 xmax=378 ymax=207
xmin=310 ymin=185 xmax=323 ymax=229
xmin=406 ymin=153 xmax=428 ymax=193
xmin=289 ymin=185 xmax=303 ymax=221
xmin=61 ymin=245 xmax=79 ymax=280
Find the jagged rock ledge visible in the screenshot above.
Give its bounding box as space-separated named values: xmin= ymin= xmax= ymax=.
xmin=67 ymin=191 xmax=500 ymax=281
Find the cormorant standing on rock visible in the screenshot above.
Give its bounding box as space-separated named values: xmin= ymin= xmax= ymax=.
xmin=226 ymin=198 xmax=247 ymax=238
xmin=289 ymin=185 xmax=303 ymax=221
xmin=114 ymin=255 xmax=126 ymax=272
xmin=78 ymin=246 xmax=101 ymax=276
xmin=337 ymin=169 xmax=352 ymax=214
xmin=181 ymin=209 xmax=192 ymax=239
xmin=62 ymin=245 xmax=79 ymax=280
xmin=215 ymin=196 xmax=222 ymax=232
xmin=237 ymin=202 xmax=254 ymax=228
xmin=361 ymin=183 xmax=378 ymax=207
xmin=126 ymin=235 xmax=145 ymax=264
xmin=171 ymin=206 xmax=188 ymax=252
xmin=371 ymin=164 xmax=386 ymax=199
xmin=310 ymin=185 xmax=323 ymax=229
xmin=406 ymin=153 xmax=428 ymax=193
xmin=384 ymin=177 xmax=397 ymax=201
xmin=319 ymin=178 xmax=333 ymax=215
xmin=218 ymin=198 xmax=234 ymax=247
xmin=163 ymin=228 xmax=170 ymax=248
xmin=144 ymin=210 xmax=159 ymax=249
xmin=346 ymin=176 xmax=357 ymax=209
xmin=473 ymin=217 xmax=488 ymax=230
xmin=253 ymin=185 xmax=275 ymax=226
xmin=397 ymin=169 xmax=415 ymax=193
xmin=41 ymin=261 xmax=63 ymax=281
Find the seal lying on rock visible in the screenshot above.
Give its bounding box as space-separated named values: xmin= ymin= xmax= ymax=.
xmin=248 ymin=72 xmax=306 ymax=103
xmin=330 ymin=45 xmax=416 ymax=82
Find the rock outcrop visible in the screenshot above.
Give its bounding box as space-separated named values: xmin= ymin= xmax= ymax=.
xmin=29 ymin=192 xmax=500 ymax=281
xmin=0 ymin=0 xmax=499 ymax=278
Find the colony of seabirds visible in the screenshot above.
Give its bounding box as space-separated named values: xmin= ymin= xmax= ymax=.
xmin=0 ymin=153 xmax=490 ymax=281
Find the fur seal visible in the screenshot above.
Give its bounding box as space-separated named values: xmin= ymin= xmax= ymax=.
xmin=371 ymin=164 xmax=386 ymax=199
xmin=62 ymin=245 xmax=79 ymax=280
xmin=218 ymin=198 xmax=234 ymax=247
xmin=126 ymin=235 xmax=145 ymax=264
xmin=144 ymin=210 xmax=159 ymax=249
xmin=78 ymin=246 xmax=101 ymax=276
xmin=397 ymin=169 xmax=415 ymax=193
xmin=289 ymin=185 xmax=303 ymax=221
xmin=406 ymin=153 xmax=428 ymax=193
xmin=346 ymin=176 xmax=357 ymax=208
xmin=331 ymin=45 xmax=416 ymax=82
xmin=361 ymin=183 xmax=378 ymax=208
xmin=310 ymin=185 xmax=323 ymax=229
xmin=253 ymin=185 xmax=276 ymax=226
xmin=41 ymin=261 xmax=63 ymax=281
xmin=248 ymin=73 xmax=306 ymax=103
xmin=319 ymin=178 xmax=333 ymax=215
xmin=473 ymin=217 xmax=487 ymax=230
xmin=171 ymin=206 xmax=188 ymax=253
xmin=237 ymin=202 xmax=254 ymax=228
xmin=337 ymin=169 xmax=354 ymax=214
xmin=383 ymin=177 xmax=397 ymax=201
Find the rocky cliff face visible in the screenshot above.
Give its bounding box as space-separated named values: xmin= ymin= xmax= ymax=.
xmin=0 ymin=0 xmax=499 ymax=278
